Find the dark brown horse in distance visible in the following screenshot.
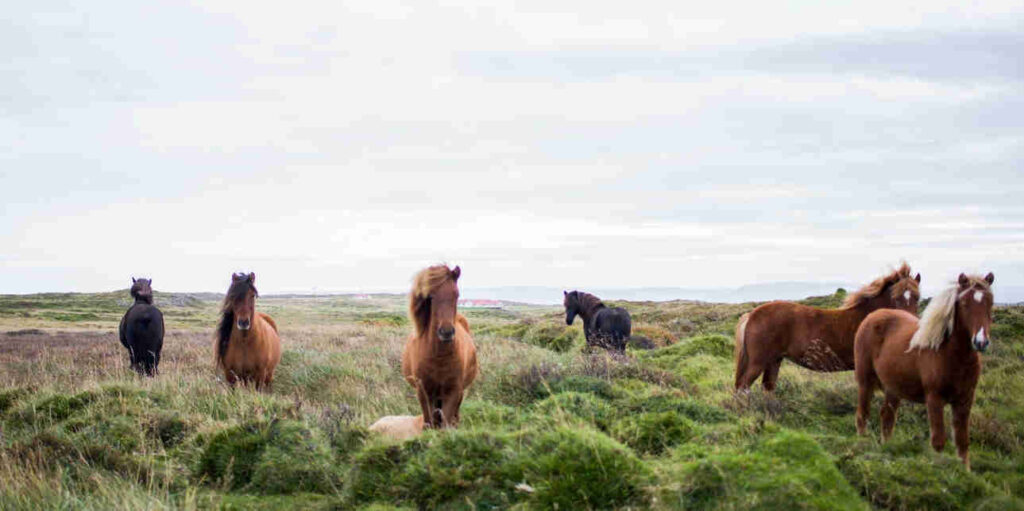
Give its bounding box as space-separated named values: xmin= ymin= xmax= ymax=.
xmin=855 ymin=272 xmax=994 ymax=470
xmin=563 ymin=290 xmax=632 ymax=351
xmin=214 ymin=272 xmax=281 ymax=391
xmin=402 ymin=265 xmax=478 ymax=428
xmin=735 ymin=263 xmax=920 ymax=392
xmin=119 ymin=278 xmax=164 ymax=376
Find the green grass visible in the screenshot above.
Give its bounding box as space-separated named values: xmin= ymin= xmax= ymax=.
xmin=0 ymin=289 xmax=1022 ymax=509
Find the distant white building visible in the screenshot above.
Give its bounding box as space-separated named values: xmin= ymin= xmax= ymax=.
xmin=459 ymin=299 xmax=502 ymax=309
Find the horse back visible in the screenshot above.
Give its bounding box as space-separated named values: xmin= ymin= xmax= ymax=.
xmin=593 ymin=307 xmax=631 ymax=336
xmin=123 ymin=304 xmax=165 ymax=343
xmin=258 ymin=312 xmax=279 ymax=333
xmin=456 ymin=315 xmax=478 ymax=389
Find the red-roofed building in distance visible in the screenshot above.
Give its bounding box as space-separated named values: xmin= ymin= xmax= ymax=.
xmin=458 ymin=299 xmax=503 ymax=309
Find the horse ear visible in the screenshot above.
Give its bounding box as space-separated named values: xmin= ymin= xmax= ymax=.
xmin=563 ymin=290 xmax=567 ymax=296
xmin=915 ymin=273 xmax=921 ymax=283
xmin=451 ymin=266 xmax=460 ymax=281
xmin=248 ymin=272 xmax=256 ymax=284
xmin=958 ymin=273 xmax=970 ymax=288
xmin=132 ymin=277 xmax=136 ymax=284
xmin=985 ymin=272 xmax=995 ymax=285
xmin=232 ymin=273 xmax=243 ymax=281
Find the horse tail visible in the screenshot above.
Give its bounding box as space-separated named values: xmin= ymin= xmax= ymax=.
xmin=734 ymin=313 xmax=751 ymax=388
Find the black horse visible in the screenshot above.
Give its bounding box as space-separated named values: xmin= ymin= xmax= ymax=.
xmin=119 ymin=278 xmax=165 ymax=376
xmin=563 ymin=290 xmax=632 ymax=351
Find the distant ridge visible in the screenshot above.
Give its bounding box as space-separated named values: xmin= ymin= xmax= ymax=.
xmin=456 ymin=282 xmax=852 ymax=305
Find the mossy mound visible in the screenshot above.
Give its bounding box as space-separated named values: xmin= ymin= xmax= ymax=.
xmin=648 ymin=334 xmax=734 ymax=361
xmin=531 ymin=392 xmax=616 ymax=430
xmin=839 ymin=451 xmax=999 ymax=510
xmin=662 ymin=430 xmax=866 ymax=510
xmin=197 ymin=420 xmax=346 ymax=494
xmin=522 ymin=324 xmax=581 ymax=353
xmin=612 ymin=411 xmax=696 ymax=455
xmin=345 ymin=426 xmax=647 ymax=509
xmin=632 ymin=324 xmax=679 ymax=347
xmin=625 ymin=393 xmax=731 ymax=424
xmin=517 ymin=426 xmax=649 ymax=509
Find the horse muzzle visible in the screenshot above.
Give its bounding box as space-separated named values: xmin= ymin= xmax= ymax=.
xmin=437 ymin=326 xmax=455 ymax=343
xmin=972 ymin=328 xmax=989 ymax=352
xmin=237 ymin=319 xmax=252 ymax=331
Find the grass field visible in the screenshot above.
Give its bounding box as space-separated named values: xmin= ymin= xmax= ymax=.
xmin=0 ymin=289 xmax=1022 ymax=510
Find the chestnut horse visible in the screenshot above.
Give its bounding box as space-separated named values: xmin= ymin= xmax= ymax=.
xmin=735 ymin=263 xmax=920 ymax=392
xmin=402 ymin=265 xmax=478 ymax=429
xmin=855 ymin=273 xmax=994 ymax=469
xmin=213 ymin=272 xmax=281 ymax=391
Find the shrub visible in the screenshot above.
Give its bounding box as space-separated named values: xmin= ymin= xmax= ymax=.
xmin=612 ymin=411 xmax=696 ymax=455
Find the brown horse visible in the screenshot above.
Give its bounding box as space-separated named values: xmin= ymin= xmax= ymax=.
xmin=213 ymin=272 xmax=281 ymax=391
xmin=401 ymin=264 xmax=478 ymax=429
xmin=855 ymin=272 xmax=994 ymax=469
xmin=735 ymin=263 xmax=920 ymax=392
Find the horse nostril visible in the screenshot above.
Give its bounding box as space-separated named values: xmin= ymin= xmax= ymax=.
xmin=438 ymin=326 xmax=455 ymax=340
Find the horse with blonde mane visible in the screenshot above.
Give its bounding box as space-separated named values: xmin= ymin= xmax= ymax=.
xmin=735 ymin=263 xmax=920 ymax=392
xmin=855 ymin=272 xmax=994 ymax=470
xmin=214 ymin=272 xmax=282 ymax=391
xmin=401 ymin=264 xmax=478 ymax=429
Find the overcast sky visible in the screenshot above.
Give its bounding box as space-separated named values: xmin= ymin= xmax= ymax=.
xmin=2 ymin=1 xmax=1022 ymax=297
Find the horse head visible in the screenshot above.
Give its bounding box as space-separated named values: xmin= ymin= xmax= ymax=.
xmin=227 ymin=272 xmax=258 ymax=332
xmin=883 ymin=270 xmax=921 ymax=314
xmin=431 ymin=266 xmax=460 ymax=343
xmin=410 ymin=265 xmax=461 ymax=343
xmin=957 ymin=272 xmax=994 ymax=352
xmin=563 ymin=290 xmax=580 ymax=326
xmin=130 ymin=277 xmax=153 ymax=304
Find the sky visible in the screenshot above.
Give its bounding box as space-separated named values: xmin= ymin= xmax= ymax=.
xmin=2 ymin=1 xmax=1022 ymax=299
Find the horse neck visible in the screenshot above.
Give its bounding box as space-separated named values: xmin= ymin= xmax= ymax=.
xmin=577 ymin=303 xmax=604 ymax=326
xmin=830 ymin=302 xmax=875 ymax=340
xmin=945 ymin=306 xmax=979 ymax=359
xmin=134 ymin=298 xmax=152 ymax=305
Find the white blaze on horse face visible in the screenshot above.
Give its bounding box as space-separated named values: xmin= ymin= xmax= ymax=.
xmin=904 ymin=290 xmax=911 ymax=302
xmin=973 ymin=291 xmax=984 ymax=303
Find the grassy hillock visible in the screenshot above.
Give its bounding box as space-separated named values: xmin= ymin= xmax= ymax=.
xmin=0 ymin=289 xmax=1022 ymax=509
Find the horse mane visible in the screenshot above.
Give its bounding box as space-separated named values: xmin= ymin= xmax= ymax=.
xmin=215 ymin=277 xmax=258 ymax=368
xmin=573 ymin=291 xmax=606 ymax=314
xmin=130 ymin=280 xmax=153 ymax=305
xmin=841 ymin=262 xmax=918 ymax=310
xmin=409 ymin=265 xmax=457 ymax=338
xmin=909 ymin=275 xmax=992 ymax=351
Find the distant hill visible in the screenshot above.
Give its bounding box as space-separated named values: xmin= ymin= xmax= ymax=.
xmin=458 ymin=282 xmax=852 ymax=305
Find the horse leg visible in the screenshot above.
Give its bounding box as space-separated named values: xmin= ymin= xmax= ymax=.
xmin=952 ymin=401 xmax=972 ymax=471
xmin=416 ymin=387 xmax=437 ymax=429
xmin=225 ymin=370 xmax=238 ymax=389
xmin=925 ymin=393 xmax=947 ymax=453
xmin=880 ymin=393 xmax=900 ymax=442
xmin=761 ymin=358 xmax=783 ymax=393
xmin=855 ymin=378 xmax=875 ymax=436
xmin=441 ymin=391 xmax=464 ymax=428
